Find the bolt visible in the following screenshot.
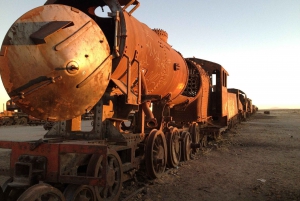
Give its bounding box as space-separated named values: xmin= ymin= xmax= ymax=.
xmin=66 ymin=61 xmax=79 ymax=74
xmin=69 ymin=65 xmax=79 ymax=70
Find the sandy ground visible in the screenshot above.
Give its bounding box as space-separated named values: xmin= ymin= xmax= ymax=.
xmin=0 ymin=110 xmax=299 ymax=201
xmin=123 ymin=109 xmax=300 ymax=201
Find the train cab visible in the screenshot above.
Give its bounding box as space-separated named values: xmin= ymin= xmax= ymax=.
xmin=189 ymin=58 xmax=230 ymax=126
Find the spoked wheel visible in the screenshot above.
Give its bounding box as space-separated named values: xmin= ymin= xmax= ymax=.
xmin=64 ymin=184 xmax=95 ymax=201
xmin=146 ymin=129 xmax=167 ymax=179
xmin=189 ymin=122 xmax=200 ymax=153
xmin=181 ymin=131 xmax=193 ymax=161
xmin=87 ymin=150 xmax=123 ymax=201
xmin=166 ymin=127 xmax=181 ymax=168
xmin=17 ymin=183 xmax=65 ymax=201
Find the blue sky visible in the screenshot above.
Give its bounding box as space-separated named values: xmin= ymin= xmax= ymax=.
xmin=0 ymin=0 xmax=300 ymax=111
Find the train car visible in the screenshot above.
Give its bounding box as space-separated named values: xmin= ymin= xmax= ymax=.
xmin=246 ymin=98 xmax=253 ymax=117
xmin=227 ymin=88 xmax=248 ymax=121
xmin=252 ymin=105 xmax=258 ymax=114
xmin=0 ymin=100 xmax=45 ymax=126
xmin=0 ymin=0 xmax=255 ymax=200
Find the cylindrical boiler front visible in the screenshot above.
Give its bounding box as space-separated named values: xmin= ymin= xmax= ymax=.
xmin=0 ymin=5 xmax=112 ymax=121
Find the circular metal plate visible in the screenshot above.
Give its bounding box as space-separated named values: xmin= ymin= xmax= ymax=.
xmin=0 ymin=5 xmax=111 ymax=120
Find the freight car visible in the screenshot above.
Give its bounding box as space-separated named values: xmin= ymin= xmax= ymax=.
xmin=227 ymin=88 xmax=248 ymax=121
xmin=0 ymin=100 xmax=46 ymax=126
xmin=0 ymin=0 xmax=254 ymax=200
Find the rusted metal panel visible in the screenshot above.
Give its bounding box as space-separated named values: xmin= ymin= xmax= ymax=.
xmin=197 ymin=65 xmax=210 ymax=123
xmin=1 ymin=140 xmax=109 ymax=184
xmin=0 ymin=141 xmax=13 ymax=149
xmin=227 ymin=92 xmax=239 ymax=120
xmin=238 ymin=99 xmax=243 ymax=111
xmin=59 ymin=142 xmax=107 ymax=154
xmin=222 ymin=86 xmax=228 ymax=117
xmin=10 ymin=142 xmax=60 ymax=173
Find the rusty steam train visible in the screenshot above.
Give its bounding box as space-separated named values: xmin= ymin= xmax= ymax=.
xmin=0 ymin=0 xmax=256 ymax=200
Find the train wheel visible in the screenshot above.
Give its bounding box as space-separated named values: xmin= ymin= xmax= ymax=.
xmin=87 ymin=150 xmax=123 ymax=201
xmin=19 ymin=117 xmax=28 ymax=125
xmin=146 ymin=129 xmax=167 ymax=179
xmin=17 ymin=183 xmax=65 ymax=201
xmin=189 ymin=122 xmax=200 ymax=153
xmin=6 ymin=119 xmax=13 ymax=126
xmin=64 ymin=184 xmax=95 ymax=201
xmin=181 ymin=131 xmax=193 ymax=161
xmin=14 ymin=119 xmax=21 ymax=125
xmin=166 ymin=127 xmax=181 ymax=168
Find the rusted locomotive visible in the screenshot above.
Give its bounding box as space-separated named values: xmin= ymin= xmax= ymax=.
xmin=0 ymin=0 xmax=255 ymax=200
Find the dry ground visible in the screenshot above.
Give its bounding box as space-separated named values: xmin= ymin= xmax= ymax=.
xmin=122 ymin=110 xmax=300 ymax=201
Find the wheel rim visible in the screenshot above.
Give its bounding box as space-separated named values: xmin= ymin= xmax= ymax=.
xmin=166 ymin=127 xmax=181 ymax=168
xmin=181 ymin=131 xmax=192 ymax=161
xmin=64 ymin=184 xmax=95 ymax=201
xmin=190 ymin=122 xmax=200 ymax=144
xmin=17 ymin=183 xmax=65 ymax=201
xmin=146 ymin=129 xmax=167 ymax=179
xmin=87 ymin=150 xmax=122 ymax=201
xmin=189 ymin=122 xmax=200 ymax=153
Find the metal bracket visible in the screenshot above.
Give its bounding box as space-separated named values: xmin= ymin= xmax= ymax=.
xmin=119 ymin=53 xmax=142 ymax=105
xmin=122 ymin=0 xmax=140 ymax=15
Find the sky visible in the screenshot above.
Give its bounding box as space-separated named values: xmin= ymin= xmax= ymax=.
xmin=0 ymin=0 xmax=299 ymax=111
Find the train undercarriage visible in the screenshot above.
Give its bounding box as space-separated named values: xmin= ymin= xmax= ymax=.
xmin=0 ymin=96 xmax=234 ymax=201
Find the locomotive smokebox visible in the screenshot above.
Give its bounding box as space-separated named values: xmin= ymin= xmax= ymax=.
xmin=0 ymin=5 xmax=112 ymax=121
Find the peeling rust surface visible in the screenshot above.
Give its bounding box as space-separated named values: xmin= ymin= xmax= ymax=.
xmin=0 ymin=5 xmax=112 ymax=121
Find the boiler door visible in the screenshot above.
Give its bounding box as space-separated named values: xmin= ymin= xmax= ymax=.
xmin=0 ymin=5 xmax=112 ymax=121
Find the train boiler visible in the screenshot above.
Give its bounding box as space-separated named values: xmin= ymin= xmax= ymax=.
xmin=0 ymin=0 xmax=254 ymax=200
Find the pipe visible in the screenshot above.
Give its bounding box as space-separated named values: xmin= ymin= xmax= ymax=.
xmin=140 ymin=72 xmax=157 ymax=127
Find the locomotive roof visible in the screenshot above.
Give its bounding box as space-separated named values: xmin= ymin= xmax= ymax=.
xmin=188 ymin=58 xmax=229 ymax=76
xmin=227 ymin=88 xmax=247 ymax=96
